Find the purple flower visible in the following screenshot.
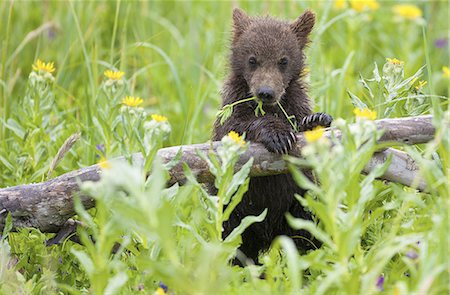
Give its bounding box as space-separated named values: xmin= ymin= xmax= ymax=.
xmin=95 ymin=144 xmax=105 ymax=153
xmin=376 ymin=275 xmax=385 ymax=291
xmin=159 ymin=281 xmax=168 ymax=292
xmin=435 ymin=38 xmax=448 ymax=49
xmin=406 ymin=250 xmax=418 ymax=260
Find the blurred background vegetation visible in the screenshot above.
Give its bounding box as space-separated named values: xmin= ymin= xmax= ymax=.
xmin=1 ymin=1 xmax=448 ymax=149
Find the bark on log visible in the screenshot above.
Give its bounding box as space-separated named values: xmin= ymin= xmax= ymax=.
xmin=0 ymin=115 xmax=436 ymax=232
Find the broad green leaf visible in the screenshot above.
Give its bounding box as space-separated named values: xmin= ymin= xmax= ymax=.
xmin=286 ymin=213 xmax=335 ymax=251
xmin=5 ymin=119 xmax=26 ymax=139
xmin=104 ymin=271 xmax=128 ymax=295
xmin=224 ymin=209 xmax=267 ymax=245
xmin=71 ymin=249 xmax=94 ymax=275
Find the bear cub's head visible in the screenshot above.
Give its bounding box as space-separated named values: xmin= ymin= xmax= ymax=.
xmin=230 ymin=8 xmax=315 ymax=106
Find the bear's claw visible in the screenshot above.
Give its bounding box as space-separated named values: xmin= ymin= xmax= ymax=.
xmin=260 ymin=129 xmax=297 ymax=154
xmin=298 ymin=112 xmax=333 ymax=132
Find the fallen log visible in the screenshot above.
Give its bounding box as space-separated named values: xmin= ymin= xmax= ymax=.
xmin=0 ymin=115 xmax=436 ymax=232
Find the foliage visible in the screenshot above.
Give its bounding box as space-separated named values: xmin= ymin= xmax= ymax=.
xmin=0 ymin=1 xmax=448 ymax=294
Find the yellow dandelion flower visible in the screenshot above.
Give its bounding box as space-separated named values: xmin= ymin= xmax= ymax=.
xmin=393 ymin=286 xmax=400 ymax=295
xmin=98 ymin=156 xmax=111 ymax=170
xmin=304 ymin=126 xmax=324 ymax=143
xmin=32 ymin=59 xmax=55 ymax=73
xmin=350 ymin=0 xmax=379 ymax=12
xmin=151 ymin=114 xmax=168 ymax=122
xmin=392 ymin=4 xmax=422 ymax=20
xmin=228 ymin=131 xmax=245 ymax=147
xmin=104 ymin=70 xmax=125 ymax=80
xmin=122 ymin=96 xmax=143 ymax=107
xmin=415 ymin=80 xmax=427 ymax=90
xmin=334 ymin=0 xmax=346 ymax=10
xmin=443 ymin=66 xmax=450 ymax=78
xmin=353 ymin=108 xmax=377 ymax=120
xmin=386 ymin=57 xmax=404 ymax=65
xmin=155 ymin=287 xmax=166 ymax=295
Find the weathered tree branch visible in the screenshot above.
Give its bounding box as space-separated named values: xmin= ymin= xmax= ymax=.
xmin=0 ymin=115 xmax=436 ymax=232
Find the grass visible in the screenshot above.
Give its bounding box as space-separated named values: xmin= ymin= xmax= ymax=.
xmin=0 ymin=1 xmax=449 ymax=294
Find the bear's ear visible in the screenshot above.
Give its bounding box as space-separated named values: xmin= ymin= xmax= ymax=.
xmin=290 ymin=10 xmax=315 ymax=47
xmin=232 ymin=8 xmax=251 ymax=42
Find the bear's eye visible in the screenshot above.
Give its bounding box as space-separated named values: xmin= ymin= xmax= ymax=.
xmin=248 ymin=56 xmax=257 ymax=66
xmin=278 ymin=57 xmax=288 ymax=66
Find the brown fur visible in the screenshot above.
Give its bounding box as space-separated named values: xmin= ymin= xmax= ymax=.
xmin=212 ymin=9 xmax=321 ymax=265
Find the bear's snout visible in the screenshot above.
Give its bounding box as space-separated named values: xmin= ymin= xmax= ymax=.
xmin=256 ymin=86 xmax=275 ymax=103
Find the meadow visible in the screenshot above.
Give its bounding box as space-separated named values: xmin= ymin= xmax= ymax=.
xmin=0 ymin=1 xmax=449 ymax=294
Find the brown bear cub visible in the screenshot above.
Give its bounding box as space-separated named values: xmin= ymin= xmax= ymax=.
xmin=212 ymin=8 xmax=332 ymax=265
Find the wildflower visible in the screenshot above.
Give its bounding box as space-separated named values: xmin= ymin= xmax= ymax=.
xmin=406 ymin=250 xmax=418 ymax=260
xmin=304 ymin=126 xmax=324 ymax=143
xmin=122 ymin=96 xmax=143 ymax=107
xmin=349 ymin=0 xmax=379 ymax=12
xmin=154 ymin=287 xmax=166 ymax=295
xmin=151 ymin=114 xmax=168 ymax=122
xmin=32 ymin=59 xmax=55 ymax=74
xmin=104 ymin=70 xmax=125 ymax=80
xmin=98 ymin=156 xmax=111 ymax=170
xmin=392 ymin=4 xmax=422 ymax=20
xmin=383 ymin=58 xmax=404 ymax=87
xmin=158 ymin=282 xmax=168 ymax=292
xmin=95 ymin=144 xmax=105 ymax=154
xmin=435 ymin=38 xmax=448 ymax=49
xmin=143 ymin=116 xmax=171 ymax=148
xmin=386 ymin=57 xmax=403 ymax=65
xmin=376 ymin=275 xmax=384 ymax=291
xmin=415 ymin=80 xmax=427 ymax=90
xmin=227 ymin=131 xmax=245 ymax=147
xmin=443 ymin=66 xmax=450 ymax=78
xmin=334 ymin=0 xmax=346 ymax=10
xmin=353 ymin=108 xmax=377 ymax=120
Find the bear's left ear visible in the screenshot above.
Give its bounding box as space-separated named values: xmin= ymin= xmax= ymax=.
xmin=290 ymin=10 xmax=315 ymax=47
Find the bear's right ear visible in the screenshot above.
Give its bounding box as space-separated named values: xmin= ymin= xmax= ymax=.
xmin=232 ymin=8 xmax=251 ymax=42
xmin=290 ymin=10 xmax=315 ymax=48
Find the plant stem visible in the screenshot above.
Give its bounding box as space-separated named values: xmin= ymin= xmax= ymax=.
xmin=277 ymin=101 xmax=298 ymax=132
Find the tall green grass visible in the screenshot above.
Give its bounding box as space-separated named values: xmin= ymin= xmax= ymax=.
xmin=0 ymin=1 xmax=448 ymax=294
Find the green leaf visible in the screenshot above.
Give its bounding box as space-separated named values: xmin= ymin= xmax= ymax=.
xmin=224 ymin=209 xmax=267 ymax=245
xmin=347 ymin=90 xmax=367 ymax=109
xmin=289 ymin=164 xmax=321 ymax=194
xmin=92 ymin=116 xmax=107 ymax=144
xmin=5 ymin=118 xmax=26 ymax=139
xmin=273 ymin=236 xmax=303 ymax=290
xmin=104 ymin=271 xmax=128 ymax=295
xmin=0 ymin=155 xmax=14 ymax=171
xmin=373 ymin=62 xmax=381 ymax=83
xmin=223 ymin=158 xmax=253 ymax=204
xmin=286 ymin=213 xmax=335 ymax=251
xmin=223 ymin=177 xmax=249 ymax=222
xmin=1 ymin=213 xmax=13 ymax=240
xmin=71 ymin=249 xmax=94 ymax=275
xmin=359 ymin=73 xmax=374 ymax=99
xmin=163 ymin=147 xmax=183 ymax=170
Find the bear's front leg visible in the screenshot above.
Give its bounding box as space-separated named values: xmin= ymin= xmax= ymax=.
xmin=248 ymin=116 xmax=297 ymax=154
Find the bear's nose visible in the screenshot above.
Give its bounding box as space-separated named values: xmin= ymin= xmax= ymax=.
xmin=256 ymin=86 xmax=275 ymax=103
